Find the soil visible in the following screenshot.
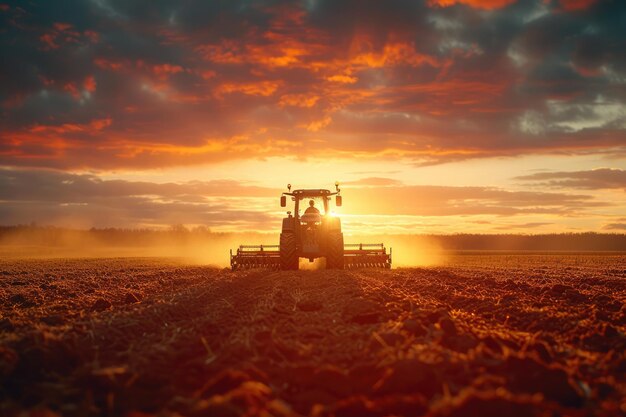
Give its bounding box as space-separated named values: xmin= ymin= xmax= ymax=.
xmin=1 ymin=254 xmax=625 ymax=416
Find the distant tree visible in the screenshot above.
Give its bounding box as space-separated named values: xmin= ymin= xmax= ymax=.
xmin=192 ymin=225 xmax=211 ymax=234
xmin=169 ymin=224 xmax=189 ymax=233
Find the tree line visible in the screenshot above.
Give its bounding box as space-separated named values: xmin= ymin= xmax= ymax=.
xmin=1 ymin=225 xmax=625 ymax=251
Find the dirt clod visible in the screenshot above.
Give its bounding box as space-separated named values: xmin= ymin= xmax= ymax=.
xmin=9 ymin=293 xmax=34 ymax=307
xmin=91 ymin=298 xmax=112 ymax=311
xmin=123 ymin=292 xmax=141 ymax=304
xmin=343 ymin=299 xmax=381 ymax=324
xmin=0 ymin=318 xmax=15 ymax=331
xmin=439 ymin=317 xmax=457 ymax=335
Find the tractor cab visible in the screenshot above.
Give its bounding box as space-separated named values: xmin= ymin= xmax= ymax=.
xmin=280 ymin=184 xmax=342 ymax=220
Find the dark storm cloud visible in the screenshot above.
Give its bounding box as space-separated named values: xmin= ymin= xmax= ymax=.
xmin=0 ymin=0 xmax=625 ymax=168
xmin=515 ymin=168 xmax=626 ymax=190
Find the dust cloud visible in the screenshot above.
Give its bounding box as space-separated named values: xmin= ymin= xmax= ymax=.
xmin=299 ymin=257 xmax=327 ymax=270
xmin=347 ymin=234 xmax=447 ymax=267
xmin=0 ymin=228 xmax=447 ymax=268
xmin=0 ymin=228 xmax=275 ymax=268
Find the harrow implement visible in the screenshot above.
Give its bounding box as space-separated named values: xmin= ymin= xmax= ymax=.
xmin=344 ymin=243 xmax=392 ymax=269
xmin=230 ymin=243 xmax=391 ymax=271
xmin=230 ymin=245 xmax=280 ymax=270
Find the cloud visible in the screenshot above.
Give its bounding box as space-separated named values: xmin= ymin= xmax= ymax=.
xmin=0 ymin=0 xmax=624 ymax=169
xmin=515 ymin=168 xmax=626 ymax=190
xmin=343 ymin=177 xmax=403 ymax=186
xmin=493 ymin=222 xmax=553 ymax=230
xmin=0 ymin=168 xmax=280 ymax=230
xmin=341 ymin=184 xmax=608 ymax=216
xmin=512 ymin=222 xmax=553 ymax=228
xmin=603 ymin=223 xmax=626 ymax=231
xmin=0 ymin=168 xmax=279 ymax=201
xmin=0 ymin=168 xmax=611 ymax=230
xmin=427 ymin=0 xmax=516 ymax=9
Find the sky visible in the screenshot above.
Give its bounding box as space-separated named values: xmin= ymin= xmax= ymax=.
xmin=0 ymin=0 xmax=625 ymax=234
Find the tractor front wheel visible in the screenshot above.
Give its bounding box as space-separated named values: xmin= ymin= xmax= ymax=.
xmin=280 ymin=233 xmax=299 ymax=270
xmin=326 ymin=232 xmax=344 ymax=269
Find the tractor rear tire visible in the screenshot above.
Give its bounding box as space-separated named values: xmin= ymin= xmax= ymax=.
xmin=326 ymin=232 xmax=344 ymax=269
xmin=280 ymin=233 xmax=299 ymax=270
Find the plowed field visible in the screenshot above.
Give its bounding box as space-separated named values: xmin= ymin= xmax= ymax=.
xmin=1 ymin=254 xmax=625 ymax=416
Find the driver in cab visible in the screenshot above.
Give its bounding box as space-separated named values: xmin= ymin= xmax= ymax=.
xmin=302 ymin=199 xmax=321 ymax=224
xmin=304 ymin=200 xmax=320 ymax=215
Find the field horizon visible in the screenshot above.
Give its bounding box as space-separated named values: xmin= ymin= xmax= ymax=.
xmin=2 ymin=225 xmax=626 ymax=267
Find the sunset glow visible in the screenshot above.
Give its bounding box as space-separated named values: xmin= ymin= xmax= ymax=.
xmin=1 ymin=0 xmax=624 ymax=234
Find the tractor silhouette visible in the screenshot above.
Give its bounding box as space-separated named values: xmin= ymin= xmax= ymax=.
xmin=230 ymin=182 xmax=391 ymax=270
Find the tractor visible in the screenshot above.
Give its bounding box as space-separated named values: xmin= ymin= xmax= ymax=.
xmin=230 ymin=182 xmax=392 ymax=270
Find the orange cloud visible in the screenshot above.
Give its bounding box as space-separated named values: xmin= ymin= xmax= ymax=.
xmin=305 ymin=116 xmax=332 ymax=132
xmin=83 ymin=76 xmax=96 ymax=93
xmin=94 ymin=58 xmax=125 ymax=71
xmin=152 ymin=64 xmax=184 ymax=80
xmin=63 ymin=82 xmax=80 ymax=98
xmin=200 ymin=70 xmax=216 ymax=80
xmin=39 ymin=22 xmax=94 ymax=51
xmin=427 ymin=0 xmax=516 ymax=8
xmin=29 ymin=118 xmax=112 ymax=135
xmin=62 ymin=77 xmax=96 ymax=98
xmin=196 ymin=33 xmax=322 ymax=70
xmin=326 ymin=74 xmax=358 ymax=84
xmin=278 ymin=94 xmax=320 ymax=108
xmin=215 ymin=81 xmax=281 ymax=97
xmin=196 ymin=40 xmax=246 ymax=64
xmin=348 ymin=40 xmax=442 ymax=69
xmin=39 ymin=33 xmax=58 ymax=50
xmin=194 ymin=7 xmax=322 ymax=70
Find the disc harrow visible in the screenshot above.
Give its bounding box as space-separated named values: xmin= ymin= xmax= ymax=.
xmin=230 ymin=245 xmax=280 ymax=271
xmin=344 ymin=243 xmax=392 ymax=269
xmin=230 ymin=243 xmax=391 ymax=270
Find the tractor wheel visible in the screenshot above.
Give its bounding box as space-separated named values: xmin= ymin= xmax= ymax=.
xmin=280 ymin=233 xmax=299 ymax=270
xmin=326 ymin=232 xmax=344 ymax=269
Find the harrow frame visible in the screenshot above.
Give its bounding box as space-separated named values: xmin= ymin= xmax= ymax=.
xmin=230 ymin=243 xmax=391 ymax=271
xmin=230 ymin=245 xmax=280 ymax=270
xmin=343 ymin=243 xmax=392 ymax=269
